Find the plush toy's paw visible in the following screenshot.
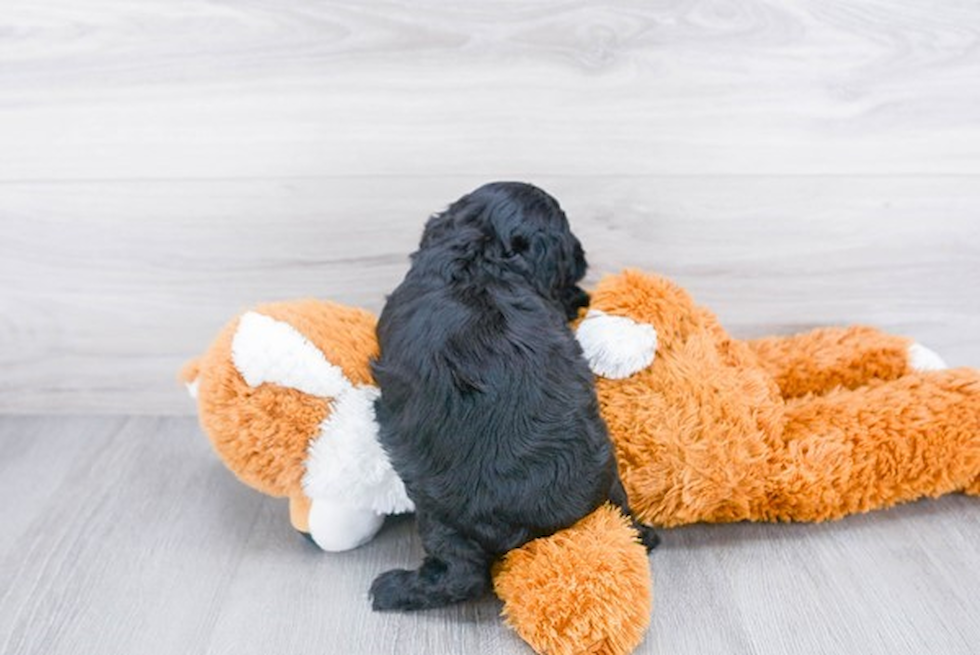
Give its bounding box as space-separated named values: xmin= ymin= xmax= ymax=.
xmin=908 ymin=342 xmax=947 ymax=372
xmin=307 ymin=500 xmax=385 ymax=552
xmin=576 ymin=310 xmax=657 ymax=379
xmin=494 ymin=504 xmax=652 ymax=655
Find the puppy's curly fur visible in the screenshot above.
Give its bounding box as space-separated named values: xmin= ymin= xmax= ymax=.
xmin=370 ymin=182 xmax=657 ymax=611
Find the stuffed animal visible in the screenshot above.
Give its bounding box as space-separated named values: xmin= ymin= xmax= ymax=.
xmin=182 ymin=270 xmax=980 ymax=655
xmin=576 ymin=270 xmax=979 ymax=530
xmin=181 ymin=297 xmax=652 ymax=655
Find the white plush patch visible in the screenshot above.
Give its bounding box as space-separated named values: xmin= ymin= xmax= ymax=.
xmin=307 ymin=499 xmax=385 ymax=552
xmin=231 ymin=311 xmax=350 ymax=398
xmin=908 ymin=342 xmax=947 ymax=372
xmin=303 ymin=385 xmax=414 ymax=515
xmin=185 ymin=379 xmax=199 ymax=399
xmin=576 ymin=309 xmax=658 ymax=379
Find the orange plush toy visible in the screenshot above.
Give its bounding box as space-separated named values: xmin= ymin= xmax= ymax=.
xmin=576 ymin=270 xmax=980 ymax=530
xmin=183 ymin=269 xmax=980 ymax=655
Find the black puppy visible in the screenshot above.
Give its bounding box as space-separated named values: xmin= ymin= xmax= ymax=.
xmin=370 ymin=182 xmax=657 ymax=611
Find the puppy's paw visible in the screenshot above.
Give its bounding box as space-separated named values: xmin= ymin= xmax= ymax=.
xmin=633 ymin=522 xmax=661 ymax=552
xmin=370 ymin=569 xmax=418 ymax=611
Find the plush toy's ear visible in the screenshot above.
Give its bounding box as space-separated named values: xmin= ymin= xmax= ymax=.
xmin=182 ymin=310 xmax=356 ymax=400
xmin=576 ymin=310 xmax=658 ymax=379
xmin=179 ymin=358 xmax=202 ymax=399
xmin=231 ymin=311 xmax=352 ymax=397
xmin=493 ymin=504 xmax=652 ymax=655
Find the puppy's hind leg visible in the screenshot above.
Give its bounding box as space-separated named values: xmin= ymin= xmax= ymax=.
xmin=609 ymin=475 xmax=660 ymax=552
xmin=370 ymin=512 xmax=491 ymax=611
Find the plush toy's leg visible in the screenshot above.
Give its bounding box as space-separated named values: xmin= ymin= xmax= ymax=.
xmin=289 ymin=494 xmax=312 ymax=533
xmin=494 ymin=504 xmax=652 ymax=655
xmin=764 ymin=368 xmax=980 ymax=522
xmin=370 ymin=511 xmax=492 ymax=611
xmin=747 ymin=326 xmax=918 ymax=399
xmin=306 ymin=499 xmax=385 ymax=552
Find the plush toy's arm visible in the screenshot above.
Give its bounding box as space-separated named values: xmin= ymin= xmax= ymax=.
xmin=746 ymin=326 xmax=942 ymax=399
xmin=575 ymin=310 xmax=658 ymax=379
xmin=494 ymin=504 xmax=652 ymax=655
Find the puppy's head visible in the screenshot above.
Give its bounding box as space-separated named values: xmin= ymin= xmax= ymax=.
xmin=420 ymin=182 xmax=589 ymax=319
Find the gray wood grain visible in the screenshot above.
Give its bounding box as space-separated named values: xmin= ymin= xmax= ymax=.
xmin=1 ymin=0 xmax=979 ymax=414
xmin=1 ymin=415 xmax=978 ymax=654
xmin=1 ymin=0 xmax=979 ymax=179
xmin=1 ymin=177 xmax=977 ymax=414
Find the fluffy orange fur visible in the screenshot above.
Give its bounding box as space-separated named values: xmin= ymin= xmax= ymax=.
xmin=183 ymin=300 xmax=377 ymax=500
xmin=748 ymin=326 xmax=912 ymax=398
xmin=590 ymin=270 xmax=980 ymax=528
xmin=493 ymin=504 xmax=652 ymax=655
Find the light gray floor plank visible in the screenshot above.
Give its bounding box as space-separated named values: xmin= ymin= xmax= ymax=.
xmin=1 ymin=415 xmax=978 ymax=655
xmin=1 ymin=176 xmax=978 ymax=414
xmin=0 ymin=416 xmax=265 ymax=655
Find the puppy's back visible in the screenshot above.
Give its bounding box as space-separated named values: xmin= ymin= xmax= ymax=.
xmin=374 ymin=276 xmax=614 ymax=554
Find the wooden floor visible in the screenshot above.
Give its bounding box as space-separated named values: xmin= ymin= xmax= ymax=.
xmin=2 ymin=415 xmax=978 ymax=655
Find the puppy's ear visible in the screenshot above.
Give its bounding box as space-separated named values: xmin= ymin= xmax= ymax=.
xmin=524 ymin=231 xmax=566 ymax=290
xmin=420 ymin=211 xmax=453 ymax=249
xmin=501 ymin=234 xmax=530 ymax=260
xmin=559 ymin=286 xmax=590 ymax=319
